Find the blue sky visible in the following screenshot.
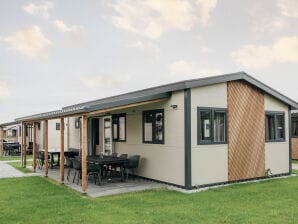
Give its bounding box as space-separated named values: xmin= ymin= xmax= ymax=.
xmin=0 ymin=0 xmax=298 ymax=123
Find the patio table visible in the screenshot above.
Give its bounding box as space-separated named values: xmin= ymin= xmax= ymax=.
xmin=40 ymin=150 xmax=80 ymax=168
xmin=76 ymin=156 xmax=129 ymax=182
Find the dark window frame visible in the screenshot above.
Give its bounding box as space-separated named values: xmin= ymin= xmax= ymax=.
xmin=197 ymin=107 xmax=227 ymax=145
xmin=19 ymin=126 xmax=22 ymax=137
xmin=75 ymin=118 xmax=81 ymax=129
xmin=142 ymin=109 xmax=165 ymax=144
xmin=265 ymin=111 xmax=286 ymax=142
xmin=56 ymin=122 xmax=60 ymax=131
xmin=291 ymin=116 xmax=298 ymax=138
xmin=112 ymin=113 xmax=126 ymax=142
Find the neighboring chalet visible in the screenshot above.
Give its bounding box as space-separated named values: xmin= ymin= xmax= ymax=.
xmin=0 ymin=72 xmax=297 ymax=192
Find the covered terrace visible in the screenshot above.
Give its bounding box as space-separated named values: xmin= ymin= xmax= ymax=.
xmin=0 ymin=92 xmax=170 ymax=194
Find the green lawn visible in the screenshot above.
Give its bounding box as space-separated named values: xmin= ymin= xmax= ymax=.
xmin=7 ymin=161 xmax=33 ymax=173
xmin=0 ymin=155 xmax=32 ymax=161
xmin=292 ymin=160 xmax=298 ymax=165
xmin=1 ymin=176 xmax=298 ymax=224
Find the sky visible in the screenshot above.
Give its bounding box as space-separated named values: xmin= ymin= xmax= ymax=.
xmin=0 ymin=0 xmax=298 ymax=123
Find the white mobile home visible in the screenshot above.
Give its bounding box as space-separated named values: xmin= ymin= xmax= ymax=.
xmin=1 ymin=72 xmax=297 ymax=191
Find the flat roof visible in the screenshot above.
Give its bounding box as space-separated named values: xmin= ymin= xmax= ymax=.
xmin=1 ymin=71 xmax=297 ymax=126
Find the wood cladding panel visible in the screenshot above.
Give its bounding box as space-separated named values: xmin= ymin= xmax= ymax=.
xmin=292 ymin=138 xmax=298 ymax=160
xmin=228 ymin=81 xmax=265 ymax=181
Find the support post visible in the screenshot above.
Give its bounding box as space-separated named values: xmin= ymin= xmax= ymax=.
xmin=0 ymin=126 xmax=3 ymax=156
xmin=23 ymin=123 xmax=27 ymax=168
xmin=81 ymin=115 xmax=87 ymax=193
xmin=60 ymin=118 xmax=65 ymax=183
xmin=33 ymin=122 xmax=37 ymax=172
xmin=44 ymin=120 xmax=48 ymax=177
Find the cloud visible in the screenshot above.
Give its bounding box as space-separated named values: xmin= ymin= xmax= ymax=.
xmin=252 ymin=16 xmax=287 ymax=33
xmin=127 ymin=41 xmax=160 ymax=54
xmin=231 ymin=36 xmax=298 ymax=69
xmin=200 ymin=46 xmax=213 ymax=53
xmin=196 ymin=0 xmax=217 ymax=26
xmin=0 ymin=81 xmax=11 ymax=99
xmin=54 ymin=20 xmax=85 ymax=35
xmin=2 ymin=26 xmax=51 ymax=58
xmin=277 ymin=0 xmax=298 ymax=18
xmin=80 ymin=75 xmax=130 ymax=88
xmin=110 ymin=0 xmax=217 ymax=39
xmin=168 ymin=60 xmax=221 ymax=77
xmin=23 ymin=1 xmax=53 ymax=19
xmin=248 ymin=2 xmax=287 ymax=33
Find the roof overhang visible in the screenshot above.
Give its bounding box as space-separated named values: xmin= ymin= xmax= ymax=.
xmin=0 ymin=121 xmax=21 ymax=128
xmin=10 ymin=92 xmax=171 ymax=123
xmin=3 ymin=71 xmax=297 ymax=125
xmin=184 ymin=72 xmax=298 ymax=109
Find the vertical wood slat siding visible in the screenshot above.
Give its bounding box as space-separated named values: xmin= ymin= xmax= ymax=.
xmin=228 ymin=81 xmax=265 ymax=181
xmin=291 ymin=138 xmax=298 ymax=160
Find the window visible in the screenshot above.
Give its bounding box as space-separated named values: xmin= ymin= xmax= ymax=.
xmin=143 ymin=109 xmax=164 ymax=144
xmin=292 ymin=117 xmax=298 ymax=137
xmin=6 ymin=129 xmax=16 ymax=137
xmin=75 ymin=118 xmax=81 ymax=129
xmin=265 ymin=112 xmax=285 ymax=142
xmin=19 ymin=126 xmax=22 ymax=137
xmin=112 ymin=114 xmax=126 ymax=142
xmin=56 ymin=122 xmax=60 ymax=131
xmin=198 ymin=108 xmax=227 ymax=144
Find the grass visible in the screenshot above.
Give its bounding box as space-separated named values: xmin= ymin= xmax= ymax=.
xmin=7 ymin=160 xmax=33 ymax=173
xmin=1 ymin=176 xmax=298 ymax=224
xmin=0 ymin=155 xmax=32 ymax=161
xmin=292 ymin=160 xmax=298 ymax=165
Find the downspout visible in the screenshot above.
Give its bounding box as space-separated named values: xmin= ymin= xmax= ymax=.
xmin=184 ymin=88 xmax=192 ymax=189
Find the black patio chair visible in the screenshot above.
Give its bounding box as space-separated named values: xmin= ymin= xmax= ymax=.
xmin=65 ymin=157 xmax=73 ymax=182
xmin=87 ymin=161 xmax=101 ymax=185
xmin=27 ymin=142 xmax=33 ymax=155
xmin=111 ymin=152 xmax=118 ymax=157
xmin=4 ymin=144 xmax=13 ymax=156
xmin=124 ymin=155 xmax=140 ymax=180
xmin=36 ymin=151 xmax=47 ymax=169
xmin=110 ymin=154 xmax=128 ymax=177
xmin=72 ymin=158 xmax=82 ymax=185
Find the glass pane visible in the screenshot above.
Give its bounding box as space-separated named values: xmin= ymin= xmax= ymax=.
xmin=214 ymin=111 xmax=226 ymax=142
xmin=266 ymin=114 xmax=275 ymax=141
xmin=200 ymin=110 xmax=211 ymax=141
xmin=113 ymin=124 xmax=118 ymax=139
xmin=144 ymin=113 xmax=153 ymax=142
xmin=112 ymin=117 xmax=118 ymax=140
xmin=104 ymin=118 xmax=111 ymax=128
xmin=292 ymin=119 xmax=298 ymax=137
xmin=155 ymin=112 xmax=163 ymax=142
xmin=276 ymin=114 xmax=284 ymax=139
xmin=119 ymin=117 xmax=126 ymax=140
xmin=295 ymin=121 xmax=298 ymax=137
